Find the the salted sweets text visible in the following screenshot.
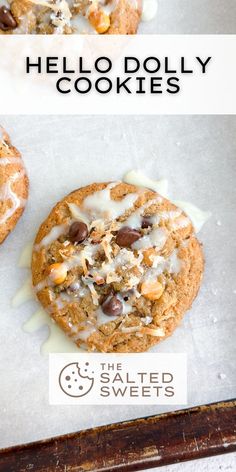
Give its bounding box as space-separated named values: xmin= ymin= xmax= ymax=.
xmin=26 ymin=55 xmax=212 ymax=95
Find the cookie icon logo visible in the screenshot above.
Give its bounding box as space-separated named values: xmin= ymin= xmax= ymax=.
xmin=59 ymin=362 xmax=94 ymax=397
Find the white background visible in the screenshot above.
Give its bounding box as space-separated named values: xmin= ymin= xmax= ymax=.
xmin=0 ymin=35 xmax=236 ymax=114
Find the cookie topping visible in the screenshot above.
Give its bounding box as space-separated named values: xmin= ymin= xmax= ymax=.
xmin=35 ymin=223 xmax=68 ymax=251
xmin=102 ymin=294 xmax=123 ymax=317
xmin=0 ymin=129 xmax=28 ymax=244
xmin=0 ymin=0 xmax=148 ymax=35
xmin=48 ymin=263 xmax=68 ymax=285
xmin=0 ymin=6 xmax=17 ymax=31
xmin=88 ymin=8 xmax=110 ymax=34
xmin=140 ymin=279 xmax=164 ymax=300
xmin=0 ymin=170 xmax=26 ymax=225
xmin=83 ymin=183 xmax=138 ymax=220
xmin=116 ymin=226 xmax=141 ymax=248
xmin=132 ymin=227 xmax=167 ymax=250
xmin=69 ymin=221 xmax=88 ymax=244
xmin=141 ymin=216 xmax=153 ymax=229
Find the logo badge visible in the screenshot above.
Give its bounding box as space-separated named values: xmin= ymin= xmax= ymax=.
xmin=59 ymin=362 xmax=94 ymax=397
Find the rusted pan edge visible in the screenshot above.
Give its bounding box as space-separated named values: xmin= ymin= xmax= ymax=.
xmin=0 ymin=399 xmax=235 ymax=472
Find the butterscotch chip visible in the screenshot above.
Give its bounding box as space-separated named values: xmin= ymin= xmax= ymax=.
xmin=0 ymin=0 xmax=142 ymax=34
xmin=0 ymin=127 xmax=29 ymax=244
xmin=141 ymin=279 xmax=164 ymax=300
xmin=32 ymin=181 xmax=204 ymax=353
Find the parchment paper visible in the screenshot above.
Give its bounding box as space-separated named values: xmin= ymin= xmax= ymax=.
xmin=0 ymin=115 xmax=236 ymax=450
xmin=139 ymin=0 xmax=236 ymax=34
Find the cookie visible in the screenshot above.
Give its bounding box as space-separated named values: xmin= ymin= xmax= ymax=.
xmin=32 ymin=182 xmax=204 ymax=353
xmin=0 ymin=0 xmax=142 ymax=34
xmin=0 ymin=127 xmax=29 ymax=244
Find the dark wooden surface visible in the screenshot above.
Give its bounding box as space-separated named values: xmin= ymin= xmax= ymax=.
xmin=0 ymin=399 xmax=235 ymax=472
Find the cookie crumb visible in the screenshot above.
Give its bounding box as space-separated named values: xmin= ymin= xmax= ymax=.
xmin=218 ymin=373 xmax=226 ymax=380
xmin=212 ymin=288 xmax=218 ymax=295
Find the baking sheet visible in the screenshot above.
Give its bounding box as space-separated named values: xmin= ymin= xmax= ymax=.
xmin=139 ymin=0 xmax=236 ymax=34
xmin=0 ymin=115 xmax=236 ymax=450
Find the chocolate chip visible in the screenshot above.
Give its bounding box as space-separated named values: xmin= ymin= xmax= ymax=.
xmin=116 ymin=226 xmax=141 ymax=248
xmin=0 ymin=7 xmax=17 ymax=31
xmin=141 ymin=216 xmax=153 ymax=229
xmin=69 ymin=221 xmax=88 ymax=244
xmin=102 ymin=295 xmax=123 ymax=317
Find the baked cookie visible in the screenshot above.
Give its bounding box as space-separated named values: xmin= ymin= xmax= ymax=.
xmin=32 ymin=182 xmax=204 ymax=353
xmin=0 ymin=127 xmax=29 ymax=244
xmin=0 ymin=0 xmax=142 ymax=34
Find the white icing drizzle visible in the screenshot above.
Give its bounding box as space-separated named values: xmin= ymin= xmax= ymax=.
xmin=29 ymin=0 xmax=72 ymax=24
xmin=132 ymin=227 xmax=167 ymax=250
xmin=143 ymin=249 xmax=181 ymax=283
xmin=173 ymin=200 xmax=211 ymax=233
xmin=23 ymin=309 xmax=80 ymax=354
xmin=34 ymin=278 xmax=51 ymax=293
xmin=50 ymin=0 xmax=72 ymax=32
xmin=142 ymin=0 xmax=158 ymax=22
xmin=102 ymin=0 xmax=116 ymax=15
xmin=12 ymin=277 xmax=34 ymax=308
xmin=70 ymin=14 xmax=96 ymax=35
xmin=71 ymin=323 xmax=96 ymax=342
xmin=34 ymin=223 xmax=68 ymax=251
xmin=18 ymin=242 xmax=33 ymax=268
xmin=158 ymin=209 xmax=182 ymax=221
xmin=82 ymin=182 xmax=138 ymax=221
xmin=123 ymin=197 xmax=162 ymax=229
xmin=117 ymin=294 xmax=133 ymax=315
xmin=0 ymin=157 xmax=23 ymax=165
xmin=23 ymin=308 xmax=50 ymax=333
xmin=90 ymin=248 xmax=143 ymax=283
xmin=63 ymin=247 xmax=93 ymax=271
xmin=167 ymin=249 xmax=182 ymax=273
xmin=42 ymin=322 xmax=82 ymax=353
xmin=170 ymin=216 xmax=191 ymax=231
xmin=68 ymin=202 xmax=90 ymax=226
xmin=124 ymin=170 xmax=211 ymax=233
xmin=55 ymin=291 xmax=75 ymax=307
xmin=0 ymin=170 xmax=26 ymax=225
xmin=124 ymin=170 xmax=169 ymax=198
